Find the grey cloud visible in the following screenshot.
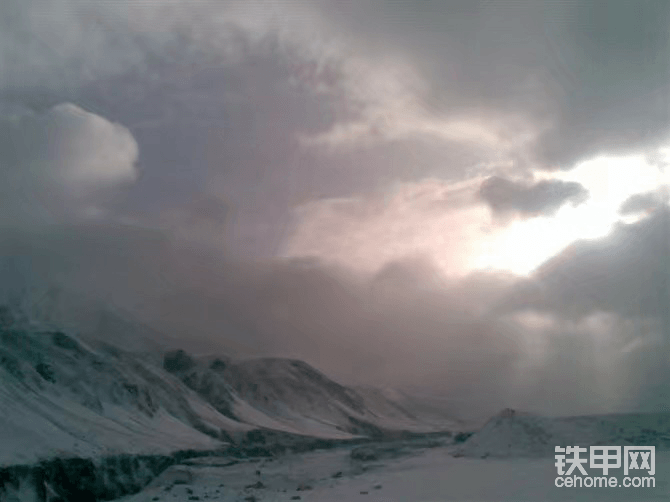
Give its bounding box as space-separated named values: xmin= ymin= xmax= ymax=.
xmin=1 ymin=0 xmax=145 ymax=95
xmin=0 ymin=224 xmax=524 ymax=417
xmin=7 ymin=0 xmax=665 ymax=262
xmin=619 ymin=189 xmax=668 ymax=215
xmin=1 ymin=220 xmax=657 ymax=417
xmin=0 ymin=103 xmax=138 ymax=223
xmin=479 ymin=176 xmax=588 ymax=217
xmin=0 ymin=0 xmax=330 ymax=99
xmin=320 ymin=0 xmax=670 ymax=169
xmin=3 ymin=217 xmax=670 ymax=416
xmin=72 ymin=48 xmax=349 ymax=257
xmin=3 ymin=1 xmax=668 ymax=181
xmin=2 ymin=0 xmax=670 ymax=419
xmin=499 ymin=209 xmax=670 ymax=320
xmin=493 ymin=212 xmax=670 ymax=412
xmin=533 ymin=0 xmax=670 ymax=167
xmin=483 ymin=208 xmax=670 ymax=411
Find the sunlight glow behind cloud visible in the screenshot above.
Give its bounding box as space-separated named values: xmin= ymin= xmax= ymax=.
xmin=285 ymin=147 xmax=670 ymax=278
xmin=473 ymin=149 xmax=670 ymax=275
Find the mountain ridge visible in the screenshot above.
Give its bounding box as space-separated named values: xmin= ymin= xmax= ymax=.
xmin=0 ymin=310 xmax=455 ymax=467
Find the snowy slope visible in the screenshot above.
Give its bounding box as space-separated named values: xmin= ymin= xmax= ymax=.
xmin=457 ymin=408 xmax=670 ymax=458
xmin=353 ymin=385 xmax=466 ymax=432
xmin=166 ymin=352 xmax=453 ymax=439
xmin=0 ymin=327 xmax=242 ymax=465
xmin=0 ymin=315 xmax=456 ymax=466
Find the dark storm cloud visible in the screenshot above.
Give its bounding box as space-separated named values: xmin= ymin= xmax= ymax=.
xmin=2 ymin=0 xmax=667 ymax=257
xmin=2 ymin=0 xmax=668 ymax=182
xmin=479 ymin=176 xmax=588 ymax=217
xmin=320 ymin=0 xmax=670 ymax=168
xmin=535 ymin=0 xmax=670 ymax=167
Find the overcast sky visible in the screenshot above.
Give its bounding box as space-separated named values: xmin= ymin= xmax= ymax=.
xmin=1 ymin=0 xmax=669 ymax=418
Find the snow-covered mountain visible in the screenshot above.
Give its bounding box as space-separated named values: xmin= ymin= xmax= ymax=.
xmin=163 ymin=351 xmax=448 ymax=440
xmin=0 ymin=309 xmax=453 ymax=467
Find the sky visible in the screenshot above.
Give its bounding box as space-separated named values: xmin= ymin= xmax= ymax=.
xmin=0 ymin=0 xmax=669 ymax=419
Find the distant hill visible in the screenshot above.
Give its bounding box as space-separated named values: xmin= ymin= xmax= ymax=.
xmin=456 ymin=408 xmax=670 ymax=458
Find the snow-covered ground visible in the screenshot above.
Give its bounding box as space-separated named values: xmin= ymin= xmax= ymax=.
xmin=4 ymin=314 xmax=670 ymax=501
xmin=116 ymin=444 xmax=670 ymax=501
xmin=456 ymin=409 xmax=670 ymax=458
xmin=115 ymin=408 xmax=670 ymax=501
